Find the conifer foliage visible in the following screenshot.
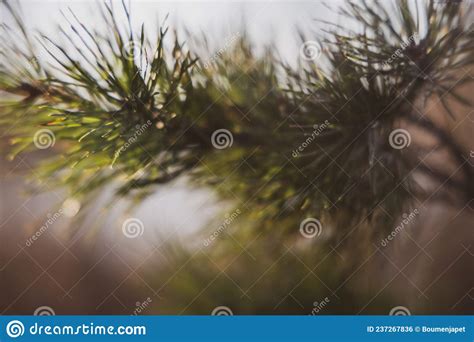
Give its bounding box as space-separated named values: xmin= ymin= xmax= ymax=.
xmin=0 ymin=0 xmax=472 ymax=313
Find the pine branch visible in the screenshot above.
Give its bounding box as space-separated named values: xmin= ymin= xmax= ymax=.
xmin=0 ymin=0 xmax=472 ymax=241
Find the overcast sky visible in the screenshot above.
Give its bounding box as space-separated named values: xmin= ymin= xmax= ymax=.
xmin=16 ymin=0 xmax=342 ymax=65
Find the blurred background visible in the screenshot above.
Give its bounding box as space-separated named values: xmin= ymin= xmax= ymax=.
xmin=0 ymin=0 xmax=473 ymax=315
